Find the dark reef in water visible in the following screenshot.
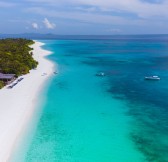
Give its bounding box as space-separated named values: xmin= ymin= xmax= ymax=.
xmin=108 ymin=72 xmax=168 ymax=162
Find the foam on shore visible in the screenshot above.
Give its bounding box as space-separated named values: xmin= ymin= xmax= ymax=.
xmin=0 ymin=41 xmax=55 ymax=161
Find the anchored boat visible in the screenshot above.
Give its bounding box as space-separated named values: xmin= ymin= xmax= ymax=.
xmin=145 ymin=76 xmax=160 ymax=80
xmin=96 ymin=72 xmax=105 ymax=77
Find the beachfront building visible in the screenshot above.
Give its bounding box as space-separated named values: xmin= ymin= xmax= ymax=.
xmin=0 ymin=73 xmax=15 ymax=84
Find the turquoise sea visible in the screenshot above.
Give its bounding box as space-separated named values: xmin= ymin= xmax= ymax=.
xmin=12 ymin=35 xmax=168 ymax=162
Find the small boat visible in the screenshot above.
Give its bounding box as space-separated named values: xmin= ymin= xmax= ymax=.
xmin=54 ymin=71 xmax=58 ymax=74
xmin=145 ymin=76 xmax=160 ymax=80
xmin=8 ymin=82 xmax=17 ymax=89
xmin=96 ymin=72 xmax=105 ymax=77
xmin=17 ymin=77 xmax=24 ymax=82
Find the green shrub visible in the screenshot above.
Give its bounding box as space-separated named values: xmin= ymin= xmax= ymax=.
xmin=0 ymin=81 xmax=4 ymax=89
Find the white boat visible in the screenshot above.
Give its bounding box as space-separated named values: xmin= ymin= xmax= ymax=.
xmin=145 ymin=76 xmax=160 ymax=80
xmin=96 ymin=72 xmax=105 ymax=77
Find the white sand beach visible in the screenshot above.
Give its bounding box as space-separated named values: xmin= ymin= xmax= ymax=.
xmin=0 ymin=41 xmax=55 ymax=161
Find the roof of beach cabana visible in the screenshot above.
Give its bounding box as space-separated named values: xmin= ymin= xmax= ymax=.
xmin=0 ymin=73 xmax=15 ymax=80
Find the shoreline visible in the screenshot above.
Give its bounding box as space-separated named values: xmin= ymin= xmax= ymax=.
xmin=0 ymin=40 xmax=55 ymax=161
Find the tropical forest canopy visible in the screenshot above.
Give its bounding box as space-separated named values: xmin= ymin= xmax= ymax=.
xmin=0 ymin=38 xmax=38 ymax=76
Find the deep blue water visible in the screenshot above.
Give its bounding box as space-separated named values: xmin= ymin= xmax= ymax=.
xmin=12 ymin=36 xmax=168 ymax=162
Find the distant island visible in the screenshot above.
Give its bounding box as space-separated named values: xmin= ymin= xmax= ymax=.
xmin=0 ymin=38 xmax=38 ymax=88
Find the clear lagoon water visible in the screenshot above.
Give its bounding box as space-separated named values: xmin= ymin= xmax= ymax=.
xmin=12 ymin=36 xmax=168 ymax=162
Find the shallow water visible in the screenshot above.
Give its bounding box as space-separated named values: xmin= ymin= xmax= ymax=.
xmin=13 ymin=36 xmax=168 ymax=162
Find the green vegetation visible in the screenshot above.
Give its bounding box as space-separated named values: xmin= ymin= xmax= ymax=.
xmin=0 ymin=81 xmax=4 ymax=89
xmin=0 ymin=38 xmax=38 ymax=76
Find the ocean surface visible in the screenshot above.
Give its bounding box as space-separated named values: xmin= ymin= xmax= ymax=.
xmin=12 ymin=35 xmax=168 ymax=162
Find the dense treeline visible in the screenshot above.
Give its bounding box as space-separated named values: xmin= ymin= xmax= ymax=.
xmin=0 ymin=38 xmax=38 ymax=76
